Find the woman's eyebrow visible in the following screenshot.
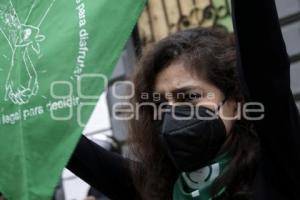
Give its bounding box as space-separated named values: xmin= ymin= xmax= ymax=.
xmin=170 ymin=86 xmax=202 ymax=94
xmin=153 ymin=86 xmax=203 ymax=98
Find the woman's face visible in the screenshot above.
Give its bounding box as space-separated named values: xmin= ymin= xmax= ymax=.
xmin=154 ymin=62 xmax=237 ymax=134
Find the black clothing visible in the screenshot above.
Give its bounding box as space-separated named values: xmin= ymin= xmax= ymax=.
xmin=67 ymin=0 xmax=300 ymax=199
xmin=67 ymin=136 xmax=138 ymax=199
xmin=232 ymin=0 xmax=300 ymax=199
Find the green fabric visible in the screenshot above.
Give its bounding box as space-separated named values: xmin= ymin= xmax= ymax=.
xmin=173 ymin=153 xmax=230 ymax=200
xmin=0 ymin=0 xmax=145 ymax=200
xmin=211 ymin=0 xmax=233 ymax=32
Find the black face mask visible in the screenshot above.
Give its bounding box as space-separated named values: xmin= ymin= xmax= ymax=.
xmin=157 ymin=104 xmax=227 ymax=172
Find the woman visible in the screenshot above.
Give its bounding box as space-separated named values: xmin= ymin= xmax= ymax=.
xmin=67 ymin=0 xmax=300 ymax=199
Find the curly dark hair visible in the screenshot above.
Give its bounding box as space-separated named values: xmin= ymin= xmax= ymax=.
xmin=128 ymin=27 xmax=260 ymax=200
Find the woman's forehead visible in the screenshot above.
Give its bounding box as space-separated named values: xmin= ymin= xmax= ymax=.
xmin=154 ymin=63 xmax=208 ymax=94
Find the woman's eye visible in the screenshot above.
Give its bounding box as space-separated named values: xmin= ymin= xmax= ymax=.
xmin=178 ymin=93 xmax=202 ymax=102
xmin=188 ymin=93 xmax=202 ymax=101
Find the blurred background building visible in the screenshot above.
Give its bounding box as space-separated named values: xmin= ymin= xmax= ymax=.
xmin=53 ymin=0 xmax=300 ymax=199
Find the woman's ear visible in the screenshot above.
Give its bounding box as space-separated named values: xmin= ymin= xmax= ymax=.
xmin=233 ymin=100 xmax=239 ymax=116
xmin=219 ymin=99 xmax=239 ymax=135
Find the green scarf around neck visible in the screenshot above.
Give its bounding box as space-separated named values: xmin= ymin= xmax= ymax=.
xmin=173 ymin=153 xmax=231 ymax=200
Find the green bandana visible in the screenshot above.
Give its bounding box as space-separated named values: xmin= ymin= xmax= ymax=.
xmin=173 ymin=153 xmax=230 ymax=200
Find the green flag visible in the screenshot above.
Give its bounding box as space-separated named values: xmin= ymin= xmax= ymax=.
xmin=0 ymin=0 xmax=145 ymax=199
